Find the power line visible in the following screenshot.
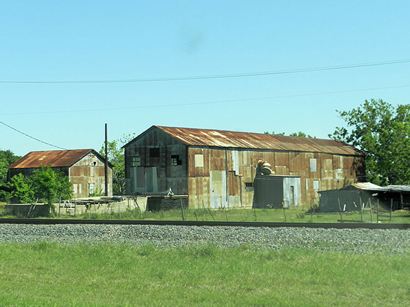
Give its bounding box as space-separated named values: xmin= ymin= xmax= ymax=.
xmin=2 ymin=82 xmax=410 ymax=116
xmin=0 ymin=121 xmax=67 ymax=150
xmin=0 ymin=58 xmax=409 ymax=84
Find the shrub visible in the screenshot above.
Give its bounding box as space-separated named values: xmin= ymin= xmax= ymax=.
xmin=8 ymin=167 xmax=72 ymax=205
xmin=30 ymin=167 xmax=72 ymax=206
xmin=9 ymin=173 xmax=35 ymax=204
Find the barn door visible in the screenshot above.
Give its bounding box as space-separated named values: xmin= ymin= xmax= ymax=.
xmin=210 ymin=171 xmax=227 ymax=209
xmin=289 ymin=186 xmax=295 ymax=206
xmin=145 ymin=167 xmax=158 ymax=193
xmin=283 ymin=177 xmax=301 ymax=208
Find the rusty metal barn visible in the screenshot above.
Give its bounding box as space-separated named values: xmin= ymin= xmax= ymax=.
xmin=9 ymin=149 xmax=113 ymax=198
xmin=123 ymin=126 xmax=364 ymax=208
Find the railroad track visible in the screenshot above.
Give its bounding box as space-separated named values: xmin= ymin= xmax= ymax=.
xmin=0 ymin=218 xmax=409 ymax=229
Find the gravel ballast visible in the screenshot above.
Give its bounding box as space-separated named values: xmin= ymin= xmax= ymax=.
xmin=0 ymin=224 xmax=409 ymax=253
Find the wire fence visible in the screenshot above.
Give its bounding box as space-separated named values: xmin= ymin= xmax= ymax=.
xmin=1 ymin=196 xmax=408 ymax=224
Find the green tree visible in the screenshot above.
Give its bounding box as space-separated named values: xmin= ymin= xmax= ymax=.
xmin=289 ymin=131 xmax=315 ymax=138
xmin=0 ymin=150 xmax=20 ymax=202
xmin=264 ymin=131 xmax=285 ymax=135
xmin=0 ymin=149 xmax=20 ymax=183
xmin=9 ymin=173 xmax=35 ymax=204
xmin=264 ymin=131 xmax=315 ymax=138
xmin=330 ymin=99 xmax=410 ymax=185
xmin=100 ymin=133 xmax=135 ymax=195
xmin=30 ymin=167 xmax=72 ymax=206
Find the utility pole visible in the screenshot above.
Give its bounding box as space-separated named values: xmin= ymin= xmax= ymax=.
xmin=104 ymin=123 xmax=109 ymax=196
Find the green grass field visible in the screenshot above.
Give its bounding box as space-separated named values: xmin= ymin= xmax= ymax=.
xmin=0 ymin=243 xmax=409 ymax=306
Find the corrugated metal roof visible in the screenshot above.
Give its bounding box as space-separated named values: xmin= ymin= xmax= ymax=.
xmin=348 ymin=183 xmax=410 ymax=192
xmin=385 ymin=185 xmax=410 ymax=192
xmin=352 ymin=182 xmax=383 ymax=190
xmin=154 ymin=126 xmax=362 ymax=156
xmin=10 ymin=149 xmax=97 ymax=169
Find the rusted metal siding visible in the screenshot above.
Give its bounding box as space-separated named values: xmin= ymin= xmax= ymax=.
xmin=124 ymin=127 xmax=188 ymax=195
xmin=69 ymin=153 xmax=113 ymax=198
xmin=187 ymin=147 xmax=364 ymax=208
xmin=188 ymin=148 xmax=210 ymax=177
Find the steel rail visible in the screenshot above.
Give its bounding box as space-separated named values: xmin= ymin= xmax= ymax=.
xmin=0 ymin=218 xmax=409 ymax=229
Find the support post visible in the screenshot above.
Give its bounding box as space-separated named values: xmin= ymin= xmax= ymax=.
xmin=337 ymin=197 xmax=343 ymax=222
xmin=104 ymin=123 xmax=109 ymax=197
xmin=369 ymin=198 xmax=373 ymax=222
xmin=359 ymin=195 xmax=363 ymax=222
xmin=376 ymin=198 xmax=379 ymax=222
xmin=180 ymin=198 xmax=185 ymax=221
xmin=390 ymin=198 xmax=393 ymax=221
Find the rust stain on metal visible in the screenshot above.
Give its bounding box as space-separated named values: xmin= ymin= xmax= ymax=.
xmin=10 ymin=149 xmax=97 ymax=169
xmin=156 ymin=126 xmax=361 ymax=156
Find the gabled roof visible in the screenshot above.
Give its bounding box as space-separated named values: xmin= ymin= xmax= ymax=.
xmin=125 ymin=125 xmax=362 ymax=156
xmin=9 ymin=149 xmax=111 ymax=169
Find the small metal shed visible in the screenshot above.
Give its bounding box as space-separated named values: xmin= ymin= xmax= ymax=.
xmin=253 ymin=175 xmax=301 ymax=209
xmin=319 ymin=183 xmax=410 ymax=212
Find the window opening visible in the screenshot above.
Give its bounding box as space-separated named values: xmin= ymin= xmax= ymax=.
xmin=150 ymin=148 xmax=160 ymax=158
xmin=310 ymin=158 xmax=317 ymax=172
xmin=132 ymin=156 xmax=141 ymax=167
xmin=194 ymin=154 xmax=204 ymax=167
xmin=171 ymin=155 xmax=182 ymax=166
xmin=88 ymin=183 xmax=95 ymax=195
xmin=245 ymin=182 xmax=254 ymax=191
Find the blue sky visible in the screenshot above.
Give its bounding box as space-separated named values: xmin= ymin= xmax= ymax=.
xmin=1 ymin=1 xmax=409 ymax=155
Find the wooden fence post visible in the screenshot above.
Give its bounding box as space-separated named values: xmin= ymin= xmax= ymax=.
xmin=180 ymin=198 xmax=185 ymax=221
xmin=390 ymin=198 xmax=393 ymax=222
xmin=337 ymin=197 xmax=343 ymax=222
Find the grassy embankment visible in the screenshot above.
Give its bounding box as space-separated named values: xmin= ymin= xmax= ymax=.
xmin=0 ymin=242 xmax=409 ymax=306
